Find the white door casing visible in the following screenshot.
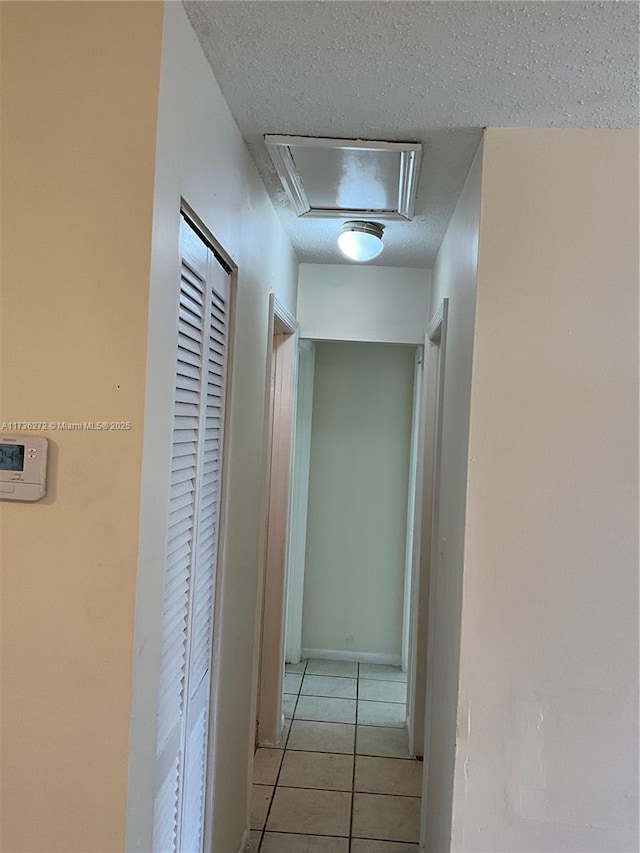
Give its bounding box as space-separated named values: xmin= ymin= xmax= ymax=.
xmin=402 ymin=345 xmax=425 ymax=677
xmin=256 ymin=295 xmax=299 ymax=746
xmin=408 ymin=300 xmax=448 ymax=762
xmin=284 ymin=339 xmax=315 ymax=664
xmin=412 ymin=299 xmax=449 ymax=851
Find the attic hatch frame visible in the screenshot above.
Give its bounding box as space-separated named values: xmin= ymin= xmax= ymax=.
xmin=265 ymin=135 xmax=422 ymax=221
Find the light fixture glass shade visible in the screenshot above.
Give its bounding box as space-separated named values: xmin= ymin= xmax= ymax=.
xmin=337 ymin=221 xmax=384 ymax=262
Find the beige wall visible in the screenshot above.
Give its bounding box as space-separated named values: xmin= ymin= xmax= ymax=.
xmin=452 ymin=129 xmax=639 ymax=852
xmin=298 ymin=264 xmax=432 ymax=344
xmin=422 ymin=143 xmax=483 ymax=851
xmin=127 ymin=5 xmax=299 ymax=853
xmin=0 ymin=3 xmax=163 ymax=851
xmin=302 ymin=342 xmax=415 ymax=658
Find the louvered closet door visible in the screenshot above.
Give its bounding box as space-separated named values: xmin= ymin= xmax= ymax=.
xmin=153 ymin=215 xmax=231 ymax=853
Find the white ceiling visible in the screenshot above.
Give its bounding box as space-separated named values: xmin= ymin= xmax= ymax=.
xmin=184 ymin=1 xmax=639 ymax=269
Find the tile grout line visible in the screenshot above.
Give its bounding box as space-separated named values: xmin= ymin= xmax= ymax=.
xmin=284 ymin=746 xmax=415 ymax=760
xmin=264 ymin=783 xmax=422 ymax=799
xmin=295 ymin=693 xmax=405 ymax=706
xmin=255 ymin=827 xmax=418 ymax=845
xmin=257 ymin=660 xmax=415 ymax=850
xmin=348 ymin=663 xmax=360 ymax=853
xmin=303 ymin=673 xmax=406 ymax=682
xmin=257 ymin=657 xmax=309 ymax=852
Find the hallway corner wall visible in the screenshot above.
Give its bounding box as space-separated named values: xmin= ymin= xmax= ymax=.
xmin=0 ymin=4 xmax=164 ymax=851
xmin=453 ymin=128 xmax=639 ymax=853
xmin=421 ymin=141 xmax=484 ymax=852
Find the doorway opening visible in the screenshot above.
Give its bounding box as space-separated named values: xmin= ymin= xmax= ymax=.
xmin=252 ymin=305 xmax=448 ymax=849
xmin=286 ymin=341 xmax=417 ymax=675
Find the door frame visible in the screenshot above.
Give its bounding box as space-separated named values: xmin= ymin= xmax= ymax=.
xmin=407 ymin=299 xmax=449 ymax=759
xmin=255 ymin=293 xmax=299 ymax=745
xmin=284 ymin=339 xmax=315 ymax=664
xmin=402 ymin=345 xmax=425 ymax=675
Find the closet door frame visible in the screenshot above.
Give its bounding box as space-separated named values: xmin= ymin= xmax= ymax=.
xmin=126 ymin=200 xmax=237 ymax=853
xmin=180 ymin=202 xmax=237 ymax=853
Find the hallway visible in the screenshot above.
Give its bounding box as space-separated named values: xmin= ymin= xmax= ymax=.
xmin=250 ymin=659 xmax=421 ymax=852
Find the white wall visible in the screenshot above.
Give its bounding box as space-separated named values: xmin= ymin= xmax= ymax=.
xmin=422 ymin=143 xmax=483 ymax=851
xmin=298 ymin=264 xmax=432 ymax=344
xmin=127 ymin=5 xmax=298 ymax=852
xmin=301 ymin=342 xmax=416 ymax=659
xmin=450 ymin=129 xmax=639 ymax=853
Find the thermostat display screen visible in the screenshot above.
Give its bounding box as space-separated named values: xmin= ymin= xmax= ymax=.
xmin=0 ymin=443 xmax=24 ymax=471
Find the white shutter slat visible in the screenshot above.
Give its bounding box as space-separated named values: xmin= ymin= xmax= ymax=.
xmin=181 ymin=261 xmax=205 ymax=288
xmin=177 ymin=361 xmax=200 ymax=381
xmin=166 ymin=529 xmax=192 ymax=559
xmin=174 ymin=402 xmax=199 ymax=419
xmin=173 ymin=428 xmax=198 ymax=444
xmin=179 ymin=292 xmax=204 ymax=320
xmin=170 ymin=458 xmax=197 ymax=479
xmin=207 ymin=336 xmax=225 ymax=357
xmin=179 ymin=277 xmax=204 ymax=309
xmin=176 ymin=375 xmax=200 ymax=394
xmin=195 ymin=526 xmax=216 ymax=556
xmin=180 ymin=256 xmax=229 ymax=852
xmin=180 ymin=304 xmax=203 ymax=335
xmin=152 ymin=756 xmax=180 ymax=853
xmin=211 ymin=291 xmax=226 ymax=314
xmin=156 ymin=251 xmax=203 ymax=762
xmin=167 ymin=517 xmax=193 ymax=545
xmin=172 ymin=446 xmax=198 ymax=466
xmin=180 ymin=705 xmax=207 ymax=853
xmin=194 ymin=544 xmax=215 ymax=575
xmin=160 ymin=609 xmax=188 ymax=655
xmin=178 ymin=335 xmax=202 ymax=358
xmin=175 ymin=387 xmax=199 ymax=406
xmin=168 ymin=501 xmax=194 ymax=527
xmin=198 ymin=480 xmax=218 ymax=504
xmin=168 ymin=501 xmax=194 ymax=530
xmin=209 ymin=314 xmax=226 ymax=337
xmin=200 ymin=477 xmax=219 ymax=496
xmin=163 ymin=563 xmax=190 ymax=602
xmin=179 ymin=316 xmax=203 ymax=341
xmin=169 ymin=490 xmax=193 ymax=510
xmin=177 ymin=347 xmax=202 ymax=370
xmin=170 ymin=462 xmax=196 ymax=484
xmin=156 ymin=622 xmax=187 ymax=749
xmin=173 ymin=417 xmax=199 ymax=432
xmin=205 ymin=361 xmax=225 ymax=378
xmin=202 ymin=441 xmax=221 ymax=460
xmin=187 ymin=280 xmax=228 ymax=708
xmin=170 ymin=463 xmax=196 ymax=486
xmin=207 ymin=349 xmax=224 ymax=369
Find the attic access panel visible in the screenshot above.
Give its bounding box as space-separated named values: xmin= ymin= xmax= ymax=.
xmin=265 ymin=135 xmax=421 ymax=221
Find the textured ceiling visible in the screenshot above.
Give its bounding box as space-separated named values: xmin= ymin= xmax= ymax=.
xmin=184 ymin=1 xmax=639 ymax=268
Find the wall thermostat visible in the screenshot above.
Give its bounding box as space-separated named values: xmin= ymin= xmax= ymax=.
xmin=0 ymin=435 xmax=48 ymax=501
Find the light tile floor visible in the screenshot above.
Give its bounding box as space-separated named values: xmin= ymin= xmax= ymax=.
xmin=250 ymin=659 xmax=421 ymax=853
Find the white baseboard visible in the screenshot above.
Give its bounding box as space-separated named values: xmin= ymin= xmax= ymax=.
xmin=237 ymin=827 xmax=250 ymax=853
xmin=301 ymin=647 xmax=401 ymax=666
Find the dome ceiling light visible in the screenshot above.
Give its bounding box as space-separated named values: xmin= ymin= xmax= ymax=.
xmin=337 ymin=221 xmax=384 ymax=262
